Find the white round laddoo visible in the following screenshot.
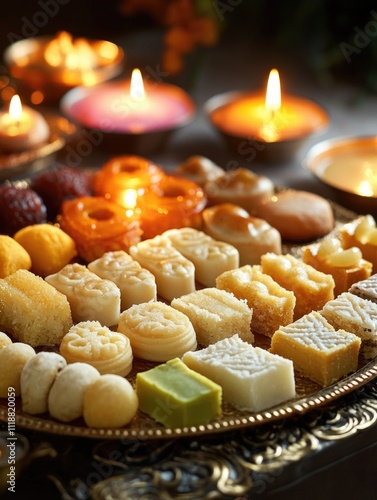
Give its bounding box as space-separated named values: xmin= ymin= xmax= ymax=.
xmin=0 ymin=343 xmax=36 ymax=397
xmin=48 ymin=362 xmax=100 ymax=422
xmin=21 ymin=351 xmax=67 ymax=414
xmin=83 ymin=374 xmax=138 ymax=428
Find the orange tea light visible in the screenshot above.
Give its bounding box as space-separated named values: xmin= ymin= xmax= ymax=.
xmin=206 ymin=69 xmax=329 ymax=161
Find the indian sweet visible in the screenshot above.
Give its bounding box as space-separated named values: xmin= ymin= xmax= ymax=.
xmin=320 ymin=292 xmax=377 ymax=360
xmin=60 ymin=321 xmax=133 ymax=377
xmin=136 ymin=175 xmax=206 ymax=240
xmin=45 ymin=263 xmax=121 ymax=326
xmin=171 ymin=287 xmax=253 ymax=345
xmin=340 ymin=215 xmax=377 ymax=272
xmin=0 ymin=343 xmax=36 ymax=397
xmin=14 ymin=223 xmax=77 ymax=277
xmin=0 ymin=332 xmax=12 ymax=351
xmin=204 ymin=168 xmax=274 ymax=213
xmin=129 ymin=235 xmax=195 ymax=301
xmin=216 ymin=265 xmax=296 ymax=337
xmin=270 ymin=311 xmax=361 ymax=387
xmin=173 ymin=155 xmax=224 ymax=187
xmin=88 ymin=251 xmax=156 ymax=310
xmin=162 ymin=227 xmax=239 ymax=287
xmin=349 ymin=273 xmax=377 ymax=303
xmin=0 ymin=269 xmax=72 ymax=346
xmin=202 ymin=203 xmax=282 ymax=266
xmin=48 ymin=362 xmax=100 ymax=422
xmin=58 ymin=196 xmax=142 ymax=262
xmin=20 ymin=352 xmax=67 ymax=414
xmin=117 ymin=301 xmax=197 ymax=362
xmin=83 ymin=374 xmax=139 ymax=428
xmin=260 ymin=253 xmax=335 ymax=320
xmin=252 ymin=190 xmax=334 ymax=241
xmin=182 ymin=334 xmax=295 ymax=412
xmin=0 ymin=235 xmax=31 ymax=278
xmin=135 ymin=357 xmax=222 ymax=428
xmin=302 ymin=236 xmax=372 ymax=297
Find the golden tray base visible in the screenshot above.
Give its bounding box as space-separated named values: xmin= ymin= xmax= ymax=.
xmin=0 ymin=198 xmax=376 ymax=440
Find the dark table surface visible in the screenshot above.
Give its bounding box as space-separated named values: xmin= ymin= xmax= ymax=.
xmin=1 ymin=25 xmax=377 ymax=500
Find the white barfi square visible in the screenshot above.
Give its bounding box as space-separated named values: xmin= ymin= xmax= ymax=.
xmin=182 ymin=334 xmax=295 ymax=412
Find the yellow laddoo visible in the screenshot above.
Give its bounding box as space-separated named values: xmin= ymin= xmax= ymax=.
xmin=0 ymin=235 xmax=31 ymax=278
xmin=0 ymin=332 xmax=12 ymax=351
xmin=14 ymin=224 xmax=77 ymax=277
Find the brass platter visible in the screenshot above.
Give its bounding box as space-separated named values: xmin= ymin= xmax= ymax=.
xmin=0 ymin=198 xmax=376 ymax=440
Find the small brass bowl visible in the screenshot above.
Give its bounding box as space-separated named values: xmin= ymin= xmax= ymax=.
xmin=303 ymin=135 xmax=377 ymax=215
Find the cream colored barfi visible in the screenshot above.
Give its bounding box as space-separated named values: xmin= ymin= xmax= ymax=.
xmin=321 ymin=292 xmax=377 ymax=359
xmin=88 ymin=251 xmax=156 ymax=310
xmin=129 ymin=235 xmax=195 ymax=301
xmin=45 ymin=263 xmax=121 ymax=326
xmin=270 ymin=311 xmax=361 ymax=386
xmin=162 ymin=227 xmax=239 ymax=287
xmin=261 ymin=253 xmax=335 ymax=319
xmin=171 ymin=287 xmax=253 ymax=345
xmin=182 ymin=334 xmax=295 ymax=412
xmin=302 ymin=237 xmax=372 ymax=297
xmin=117 ymin=301 xmax=197 ymax=362
xmin=216 ymin=265 xmax=295 ymax=337
xmin=349 ymin=273 xmax=377 ymax=303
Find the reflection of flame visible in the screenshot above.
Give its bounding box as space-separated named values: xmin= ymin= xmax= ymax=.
xmin=123 ymin=189 xmax=138 ymax=215
xmin=130 ymin=68 xmax=145 ymax=101
xmin=44 ymin=31 xmax=97 ymax=70
xmin=357 ymin=180 xmax=374 ymax=197
xmin=265 ymin=68 xmax=281 ymax=113
xmin=9 ymin=94 xmax=22 ymax=120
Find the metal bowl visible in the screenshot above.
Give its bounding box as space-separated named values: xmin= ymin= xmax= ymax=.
xmin=303 ymin=135 xmax=377 ymax=215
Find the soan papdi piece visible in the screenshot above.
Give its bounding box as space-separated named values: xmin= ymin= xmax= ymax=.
xmin=261 ymin=253 xmax=335 ymax=320
xmin=21 ymin=352 xmax=67 ymax=414
xmin=117 ymin=301 xmax=197 ymax=362
xmin=0 ymin=269 xmax=72 ymax=346
xmin=45 ymin=263 xmax=121 ymax=326
xmin=183 ymin=334 xmax=295 ymax=412
xmin=216 ymin=265 xmax=295 ymax=337
xmin=88 ymin=251 xmax=156 ymax=310
xmin=60 ymin=321 xmax=133 ymax=377
xmin=129 ymin=235 xmax=195 ymax=301
xmin=171 ymin=287 xmax=253 ymax=346
xmin=270 ymin=311 xmax=361 ymax=387
xmin=162 ymin=227 xmax=239 ymax=287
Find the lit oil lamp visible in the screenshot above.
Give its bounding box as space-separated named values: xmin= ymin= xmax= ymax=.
xmin=4 ymin=31 xmax=124 ymax=103
xmin=0 ymin=94 xmax=50 ymax=153
xmin=206 ymin=69 xmax=329 ymax=162
xmin=61 ymin=68 xmax=196 ymax=153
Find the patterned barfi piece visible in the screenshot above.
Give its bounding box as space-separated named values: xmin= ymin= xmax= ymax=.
xmin=349 ymin=273 xmax=377 ymax=303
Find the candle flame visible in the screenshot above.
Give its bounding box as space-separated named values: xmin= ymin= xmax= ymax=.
xmin=44 ymin=31 xmax=97 ymax=70
xmin=265 ymin=69 xmax=281 ymax=113
xmin=9 ymin=94 xmax=22 ymax=120
xmin=130 ymin=68 xmax=145 ymax=101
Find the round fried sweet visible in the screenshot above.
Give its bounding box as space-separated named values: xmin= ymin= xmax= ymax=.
xmin=14 ymin=224 xmax=77 ymax=277
xmin=48 ymin=362 xmax=100 ymax=422
xmin=60 ymin=321 xmax=133 ymax=376
xmin=0 ymin=343 xmax=36 ymax=397
xmin=0 ymin=235 xmax=31 ymax=278
xmin=21 ymin=352 xmax=67 ymax=414
xmin=83 ymin=374 xmax=138 ymax=428
xmin=59 ymin=196 xmax=142 ymax=262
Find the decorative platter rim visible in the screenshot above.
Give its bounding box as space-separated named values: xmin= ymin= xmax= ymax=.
xmin=0 ymin=197 xmax=375 ymax=440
